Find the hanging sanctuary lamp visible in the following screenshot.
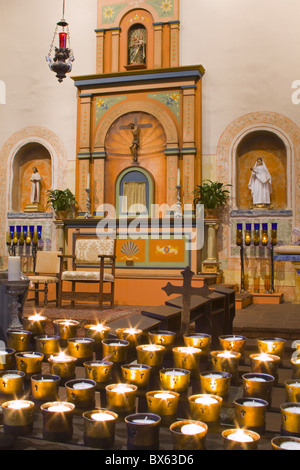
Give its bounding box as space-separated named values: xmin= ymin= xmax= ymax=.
xmin=46 ymin=0 xmax=75 ymax=83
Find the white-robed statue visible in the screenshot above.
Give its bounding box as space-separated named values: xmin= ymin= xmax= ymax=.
xmin=30 ymin=167 xmax=41 ymax=204
xmin=248 ymin=157 xmax=272 ymax=206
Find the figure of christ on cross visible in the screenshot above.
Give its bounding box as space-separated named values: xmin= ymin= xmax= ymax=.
xmin=119 ymin=116 xmax=153 ymax=163
xmin=162 ymin=266 xmax=211 ymax=335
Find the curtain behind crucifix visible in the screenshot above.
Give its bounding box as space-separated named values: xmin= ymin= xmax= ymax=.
xmin=122 ymin=181 xmax=147 ymax=213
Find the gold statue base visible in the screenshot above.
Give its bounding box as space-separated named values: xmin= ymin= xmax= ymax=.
xmin=24 ymin=203 xmax=43 ymax=213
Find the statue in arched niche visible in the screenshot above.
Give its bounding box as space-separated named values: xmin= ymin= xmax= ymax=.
xmin=128 ymin=24 xmax=146 ymax=65
xmin=30 ymin=167 xmax=42 ymax=204
xmin=248 ymin=157 xmax=272 ymax=208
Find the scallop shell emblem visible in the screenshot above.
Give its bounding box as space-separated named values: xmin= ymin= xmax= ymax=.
xmin=120 ymin=241 xmax=140 ymax=260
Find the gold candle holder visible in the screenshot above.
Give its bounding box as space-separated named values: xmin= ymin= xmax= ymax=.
xmin=146 ymin=390 xmax=179 ymax=417
xmin=271 ymin=436 xmax=300 ymax=450
xmin=148 ymin=330 xmax=176 ymax=350
xmin=0 ymin=370 xmax=25 ymax=397
xmin=200 ymin=371 xmax=232 ymax=398
xmin=83 ymin=409 xmax=118 ymax=449
xmin=249 ymin=352 xmax=281 ymax=382
xmin=159 ymin=368 xmax=190 ymax=392
xmin=170 ymin=420 xmax=208 ymax=450
xmin=35 ymin=335 xmax=61 ymax=360
xmin=189 ymin=394 xmax=223 ymax=423
xmin=30 ymin=374 xmax=60 ymax=402
xmin=65 ymin=379 xmax=97 ymax=409
xmin=23 ymin=313 xmax=47 ymax=336
xmin=48 ymin=352 xmax=77 ymax=384
xmin=210 ymin=350 xmax=241 ymax=382
xmin=116 ymin=328 xmax=143 ymax=347
xmin=242 ymin=373 xmax=275 ymax=405
xmin=6 ymin=329 xmax=32 ymax=352
xmin=183 ymin=333 xmax=211 ymax=356
xmin=291 ymin=356 xmax=300 ymax=379
xmin=125 ymin=413 xmax=161 ymax=450
xmin=257 ymin=337 xmax=287 ymax=360
xmin=222 ymin=428 xmax=260 ymax=450
xmin=136 ymin=344 xmax=165 ymax=368
xmin=2 ymin=399 xmax=35 ymax=435
xmin=121 ymin=363 xmax=152 ymax=388
xmin=234 ymin=397 xmax=268 ymax=434
xmin=280 ymin=402 xmax=300 ymax=436
xmin=84 ymin=323 xmax=110 ymax=352
xmin=67 ymin=337 xmax=95 ymax=364
xmin=53 ymin=319 xmax=80 ymax=344
xmin=84 ymin=360 xmax=113 ymax=387
xmin=285 ymin=379 xmax=300 ymax=403
xmin=172 ymin=346 xmax=202 ymax=377
xmin=292 ymin=339 xmax=300 ymax=352
xmin=102 ymin=339 xmax=130 ymax=363
xmin=40 ymin=401 xmax=75 ymax=442
xmin=105 ymin=383 xmax=137 ymax=414
xmin=15 ymin=351 xmax=44 ymax=380
xmin=219 ymin=335 xmax=247 ymax=360
xmin=0 ymin=348 xmax=16 ymax=371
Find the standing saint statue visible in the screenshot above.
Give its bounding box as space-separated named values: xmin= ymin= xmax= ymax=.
xmin=30 ymin=167 xmax=41 ymax=204
xmin=248 ymin=157 xmax=272 ymax=207
xmin=129 ymin=122 xmax=140 ymax=163
xmin=128 ymin=26 xmax=146 ymax=65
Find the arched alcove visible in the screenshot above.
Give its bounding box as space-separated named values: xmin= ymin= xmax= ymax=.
xmin=11 ymin=142 xmax=52 ymax=212
xmin=116 ymin=166 xmax=154 ymax=217
xmin=236 ymin=130 xmax=287 ymax=210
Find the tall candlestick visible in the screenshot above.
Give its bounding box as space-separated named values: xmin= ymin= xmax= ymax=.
xmin=8 ymin=256 xmax=21 ymax=281
xmin=177 ymin=168 xmax=180 ymax=186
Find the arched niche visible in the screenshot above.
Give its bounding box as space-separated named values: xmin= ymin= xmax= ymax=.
xmin=236 ymin=130 xmax=287 ymax=210
xmin=11 ymin=142 xmax=52 ymax=212
xmin=119 ymin=9 xmax=154 ymax=71
xmin=115 ymin=166 xmax=154 ymax=217
xmin=103 ymin=111 xmax=167 ymax=208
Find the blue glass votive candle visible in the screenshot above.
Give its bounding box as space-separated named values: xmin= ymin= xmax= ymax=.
xmin=262 ymin=223 xmax=268 ymax=246
xmin=245 ymin=224 xmax=251 ymax=246
xmin=271 ymin=223 xmax=277 ymax=246
xmin=236 ymin=223 xmax=243 ymax=246
xmin=254 ymin=223 xmax=260 ymax=246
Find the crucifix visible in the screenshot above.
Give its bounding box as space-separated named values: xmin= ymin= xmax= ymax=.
xmin=162 ymin=266 xmax=211 ymax=335
xmin=119 ymin=115 xmax=153 ymax=163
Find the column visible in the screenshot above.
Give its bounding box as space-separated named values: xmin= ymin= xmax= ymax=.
xmin=111 ymin=28 xmax=121 ymax=73
xmin=182 ymin=86 xmax=196 ymax=206
xmin=77 ymin=94 xmax=92 ymax=214
xmin=95 ymin=29 xmax=105 ymax=74
xmin=153 ymin=23 xmax=163 ymax=68
xmin=169 ymin=21 xmax=180 ymax=68
xmin=54 ymin=220 xmax=65 ymax=253
xmin=202 ymin=220 xmax=220 ymax=274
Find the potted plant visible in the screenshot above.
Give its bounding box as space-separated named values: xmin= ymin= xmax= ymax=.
xmin=46 ymin=188 xmax=77 ymax=219
xmin=192 ymin=180 xmax=231 ymax=218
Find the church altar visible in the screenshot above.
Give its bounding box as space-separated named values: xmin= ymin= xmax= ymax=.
xmin=55 ymin=215 xmax=217 ymax=307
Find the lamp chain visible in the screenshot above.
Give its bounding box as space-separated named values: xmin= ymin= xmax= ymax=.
xmin=47 ymin=24 xmax=58 ymax=57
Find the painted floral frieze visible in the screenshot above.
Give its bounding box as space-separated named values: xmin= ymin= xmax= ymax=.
xmin=148 ymin=91 xmax=180 ymax=122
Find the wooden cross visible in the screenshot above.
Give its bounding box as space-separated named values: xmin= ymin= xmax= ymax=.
xmin=119 ymin=115 xmax=153 ymax=162
xmin=162 ymin=266 xmax=211 ymax=335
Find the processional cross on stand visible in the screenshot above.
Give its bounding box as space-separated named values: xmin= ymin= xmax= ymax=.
xmin=119 ymin=115 xmax=153 ymax=163
xmin=162 ymin=266 xmax=211 ymax=335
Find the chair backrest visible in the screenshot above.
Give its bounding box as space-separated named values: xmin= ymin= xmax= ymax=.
xmin=35 ymin=251 xmax=61 ymax=274
xmin=74 ymin=236 xmax=115 ymax=265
